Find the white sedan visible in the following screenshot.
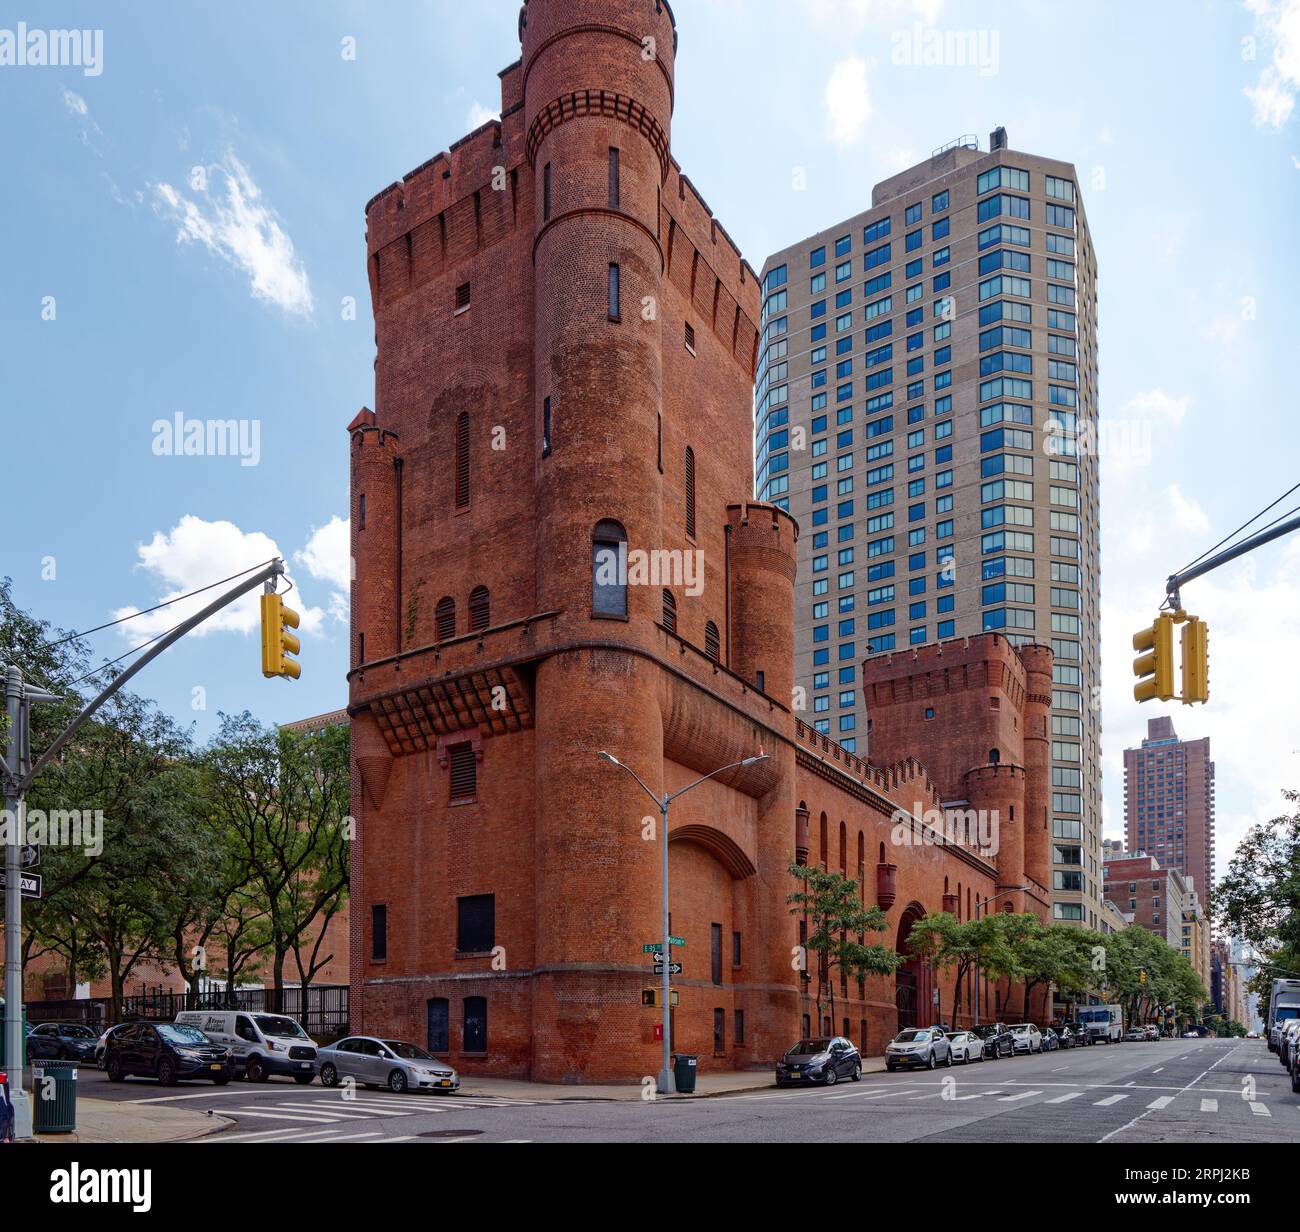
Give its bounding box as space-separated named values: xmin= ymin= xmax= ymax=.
xmin=945 ymin=1030 xmax=985 ymax=1064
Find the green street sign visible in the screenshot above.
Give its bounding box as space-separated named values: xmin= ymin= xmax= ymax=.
xmin=643 ymin=938 xmax=686 ymax=953
xmin=669 ymin=936 xmax=685 ymax=947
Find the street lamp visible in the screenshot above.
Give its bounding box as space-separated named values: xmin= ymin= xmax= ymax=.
xmin=598 ymin=748 xmax=769 ymax=1095
xmin=972 ymin=884 xmax=1028 ymax=1027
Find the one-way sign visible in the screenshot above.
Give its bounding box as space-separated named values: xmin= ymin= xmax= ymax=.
xmin=0 ymin=870 xmax=41 ymax=899
xmin=652 ymin=963 xmax=683 ymax=976
xmin=20 ymin=845 xmax=39 ymax=868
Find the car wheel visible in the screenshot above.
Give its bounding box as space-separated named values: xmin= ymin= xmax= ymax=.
xmin=388 ymin=1069 xmax=409 ymax=1094
xmin=320 ymin=1064 xmax=338 ymax=1088
xmin=245 ymin=1056 xmax=268 ymax=1083
xmin=944 ymin=1049 xmax=953 ymax=1067
xmin=212 ymin=1075 xmax=231 ymax=1086
xmin=156 ymin=1057 xmax=177 ymax=1087
xmin=823 ymin=1065 xmax=838 ymax=1087
xmin=926 ymin=1051 xmax=936 ymax=1071
xmin=293 ymin=1073 xmax=315 ymax=1085
xmin=105 ymin=1056 xmax=125 ymax=1082
xmin=851 ymin=1062 xmax=861 ymax=1082
xmin=1291 ymin=1065 xmax=1300 ymax=1095
xmin=885 ymin=1064 xmax=896 ymax=1073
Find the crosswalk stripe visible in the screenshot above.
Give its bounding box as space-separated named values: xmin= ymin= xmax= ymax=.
xmin=228 ymin=1109 xmax=343 ymax=1124
xmin=1147 ymin=1097 xmax=1174 ymax=1110
xmin=205 ymin=1125 xmax=323 ymax=1144
xmin=1094 ymin=1095 xmax=1127 ymax=1106
xmin=1200 ymin=1099 xmax=1218 ymax=1112
xmin=1249 ymin=1102 xmax=1271 ymax=1117
xmin=999 ymin=1090 xmax=1040 ymax=1102
xmin=1045 ymin=1092 xmax=1083 ymax=1104
xmin=263 ymin=1104 xmax=401 ymax=1120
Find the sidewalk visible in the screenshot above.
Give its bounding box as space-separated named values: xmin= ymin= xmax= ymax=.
xmin=27 ymin=1098 xmax=231 ymax=1144
xmin=460 ymin=1054 xmax=890 ymax=1101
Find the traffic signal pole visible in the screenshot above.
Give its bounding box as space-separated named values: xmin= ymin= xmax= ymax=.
xmin=3 ymin=557 xmax=292 ymax=1137
xmin=1163 ymin=510 xmax=1300 ymax=611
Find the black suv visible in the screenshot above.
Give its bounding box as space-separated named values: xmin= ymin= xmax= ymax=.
xmin=103 ymin=1021 xmax=234 ymax=1086
xmin=775 ymin=1036 xmax=862 ymax=1087
xmin=27 ymin=1022 xmax=99 ymax=1063
xmin=975 ymin=1023 xmax=1014 ymax=1058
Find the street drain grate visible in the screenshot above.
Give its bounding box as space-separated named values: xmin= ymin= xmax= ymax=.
xmin=417 ymin=1129 xmax=484 ymax=1138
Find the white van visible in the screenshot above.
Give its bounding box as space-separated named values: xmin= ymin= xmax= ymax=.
xmin=174 ymin=1010 xmax=319 ymax=1083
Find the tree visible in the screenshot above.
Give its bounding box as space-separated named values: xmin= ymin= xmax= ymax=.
xmin=905 ymin=912 xmax=1008 ymax=1027
xmin=788 ymin=860 xmax=898 ymax=1033
xmin=204 ymin=713 xmax=350 ymax=1012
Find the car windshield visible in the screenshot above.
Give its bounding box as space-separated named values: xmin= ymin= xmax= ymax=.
xmin=383 ymin=1041 xmax=433 ymax=1060
xmin=1010 ymin=1025 xmax=1031 ymax=1033
xmin=158 ymin=1024 xmax=210 ymax=1046
xmin=894 ymin=1029 xmax=929 ymax=1043
xmin=789 ymin=1039 xmax=831 ymax=1054
xmin=254 ymin=1015 xmax=308 ymax=1039
xmin=62 ymin=1025 xmax=97 ymax=1039
xmin=948 ymin=1032 xmax=967 ymax=1042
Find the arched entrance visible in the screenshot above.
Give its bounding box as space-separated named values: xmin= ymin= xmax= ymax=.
xmin=895 ymin=902 xmax=933 ymax=1031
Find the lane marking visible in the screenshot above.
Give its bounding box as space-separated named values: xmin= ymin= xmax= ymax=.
xmin=999 ymin=1090 xmax=1041 ymax=1102
xmin=1200 ymin=1099 xmax=1218 ymax=1113
xmin=1100 ymin=1047 xmax=1234 ymax=1143
xmin=1249 ymin=1102 xmax=1271 ymax=1117
xmin=1147 ymin=1097 xmax=1174 ymax=1110
xmin=1045 ymin=1092 xmax=1083 ymax=1104
xmin=225 ymin=1109 xmax=344 ymax=1124
xmin=205 ymin=1125 xmax=322 ymax=1144
xmin=1094 ymin=1095 xmax=1127 ymax=1106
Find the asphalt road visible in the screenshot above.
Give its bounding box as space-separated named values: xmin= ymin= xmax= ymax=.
xmin=69 ymin=1036 xmax=1300 ymax=1144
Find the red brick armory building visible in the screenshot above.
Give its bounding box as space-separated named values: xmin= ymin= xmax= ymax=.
xmin=346 ymin=0 xmax=1052 ymax=1082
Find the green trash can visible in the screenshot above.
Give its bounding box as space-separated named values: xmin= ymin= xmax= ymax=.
xmin=31 ymin=1061 xmax=78 ymax=1134
xmin=672 ymin=1053 xmax=697 ymax=1094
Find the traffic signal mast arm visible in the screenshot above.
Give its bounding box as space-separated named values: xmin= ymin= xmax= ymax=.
xmin=18 ymin=558 xmax=290 ymax=794
xmin=1163 ymin=509 xmax=1300 ymax=611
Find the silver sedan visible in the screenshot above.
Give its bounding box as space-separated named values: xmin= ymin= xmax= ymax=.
xmin=317 ymin=1036 xmax=460 ymax=1094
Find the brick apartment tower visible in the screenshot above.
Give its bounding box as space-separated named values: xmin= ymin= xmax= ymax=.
xmin=1123 ymin=716 xmax=1216 ymax=909
xmin=348 ymin=1 xmax=1053 ymax=1081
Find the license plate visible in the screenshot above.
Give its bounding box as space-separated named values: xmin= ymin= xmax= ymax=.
xmin=440 ymin=1080 xmax=452 ymax=1087
xmin=299 ymin=1062 xmax=311 ymax=1068
xmin=210 ymin=1064 xmax=222 ymax=1071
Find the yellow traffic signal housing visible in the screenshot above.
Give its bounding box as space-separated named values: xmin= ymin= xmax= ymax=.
xmin=260 ymin=593 xmax=302 ymax=680
xmin=1132 ymin=613 xmax=1175 ymax=703
xmin=640 ymin=989 xmax=679 ymax=1008
xmin=1181 ymin=617 xmax=1209 ymax=705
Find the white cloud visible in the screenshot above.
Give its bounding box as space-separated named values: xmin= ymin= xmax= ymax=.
xmin=1167 ymin=484 xmax=1212 ymax=534
xmin=467 ymin=101 xmax=498 ymax=130
xmin=295 ymin=516 xmax=350 ymax=624
xmin=114 ymin=515 xmax=326 ymax=641
xmin=62 ymin=89 xmax=88 ymax=117
xmin=1245 ymin=0 xmax=1300 ymax=129
xmin=825 ymin=56 xmax=872 ymax=147
xmin=1125 ymin=388 xmax=1190 ymax=427
xmin=150 ymin=151 xmax=314 ymax=318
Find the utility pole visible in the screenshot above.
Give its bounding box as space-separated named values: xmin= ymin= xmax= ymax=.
xmin=2 ymin=557 xmax=292 ymax=1137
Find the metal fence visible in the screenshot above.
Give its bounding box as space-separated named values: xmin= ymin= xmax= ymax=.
xmin=24 ymin=984 xmax=349 ymax=1038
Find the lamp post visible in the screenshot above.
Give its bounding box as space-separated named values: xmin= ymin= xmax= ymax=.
xmin=972 ymin=885 xmax=1028 ymax=1027
xmin=598 ymin=749 xmax=769 ymax=1095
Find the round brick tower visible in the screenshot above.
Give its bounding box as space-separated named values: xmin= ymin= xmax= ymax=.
xmin=348 ymin=411 xmax=400 ymax=669
xmin=965 ymin=762 xmax=1028 ymax=913
xmin=726 ymin=501 xmax=799 ymax=703
xmin=1017 ymin=643 xmax=1054 ymax=894
xmin=522 ymin=0 xmax=681 ymax=1081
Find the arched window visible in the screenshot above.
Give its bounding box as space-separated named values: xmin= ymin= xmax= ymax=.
xmin=879 ymin=841 xmax=886 ymax=864
xmin=463 ymin=996 xmax=487 ymax=1054
xmin=704 ymin=620 xmax=720 ymax=662
xmin=839 ymin=822 xmax=846 ymax=873
xmin=685 ymin=446 xmax=697 ymax=538
xmin=435 ymin=596 xmax=456 ymax=641
xmin=819 ymin=813 xmax=828 ymax=870
xmin=469 ymin=585 xmax=490 ymax=632
xmin=989 ymin=747 xmax=1001 ymax=765
xmin=662 ymin=589 xmax=677 ymax=633
xmin=455 ymin=412 xmax=470 ymax=509
xmin=592 ymin=520 xmax=627 ymax=617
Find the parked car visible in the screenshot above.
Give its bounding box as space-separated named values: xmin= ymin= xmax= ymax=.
xmin=975 ymin=1023 xmax=1014 ymax=1059
xmin=103 ymin=1021 xmax=234 ymax=1086
xmin=885 ymin=1027 xmax=951 ymax=1071
xmin=95 ymin=1023 xmax=135 ymax=1068
xmin=1061 ymin=1020 xmax=1095 ymax=1046
xmin=1246 ymin=1030 xmax=1260 ymax=1039
xmin=1143 ymin=1025 xmax=1160 ymax=1041
xmin=775 ymin=1036 xmax=862 ymax=1086
xmin=1278 ymin=1019 xmax=1300 ymax=1069
xmin=1008 ymin=1024 xmax=1043 ymax=1055
xmin=1123 ymin=1027 xmax=1146 ymax=1042
xmin=174 ymin=1010 xmax=318 ymax=1083
xmin=1289 ymin=1030 xmax=1300 ymax=1094
xmin=1040 ymin=1028 xmax=1060 ymax=1052
xmin=318 ymin=1037 xmax=462 ymax=1094
xmin=945 ymin=1030 xmax=985 ymax=1064
xmin=1055 ymin=1025 xmax=1081 ymax=1049
xmin=26 ymin=1022 xmax=99 ymax=1063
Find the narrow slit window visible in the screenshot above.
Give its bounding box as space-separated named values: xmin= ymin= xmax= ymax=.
xmin=608 ymin=263 xmax=621 ymax=320
xmin=455 ymin=412 xmax=470 ymax=508
xmin=608 ymin=148 xmax=620 ymax=209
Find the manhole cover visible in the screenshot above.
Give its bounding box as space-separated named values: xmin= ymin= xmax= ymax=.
xmin=417 ymin=1129 xmax=483 ymax=1138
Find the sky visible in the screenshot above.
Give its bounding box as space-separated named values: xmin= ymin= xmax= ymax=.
xmin=2 ymin=0 xmax=1298 ymax=886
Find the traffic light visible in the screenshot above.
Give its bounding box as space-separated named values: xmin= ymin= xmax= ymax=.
xmin=1132 ymin=613 xmax=1175 ymax=703
xmin=260 ymin=592 xmax=301 ymax=680
xmin=1139 ymin=967 xmax=1147 ymax=986
xmin=1181 ymin=616 xmax=1209 ymax=705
